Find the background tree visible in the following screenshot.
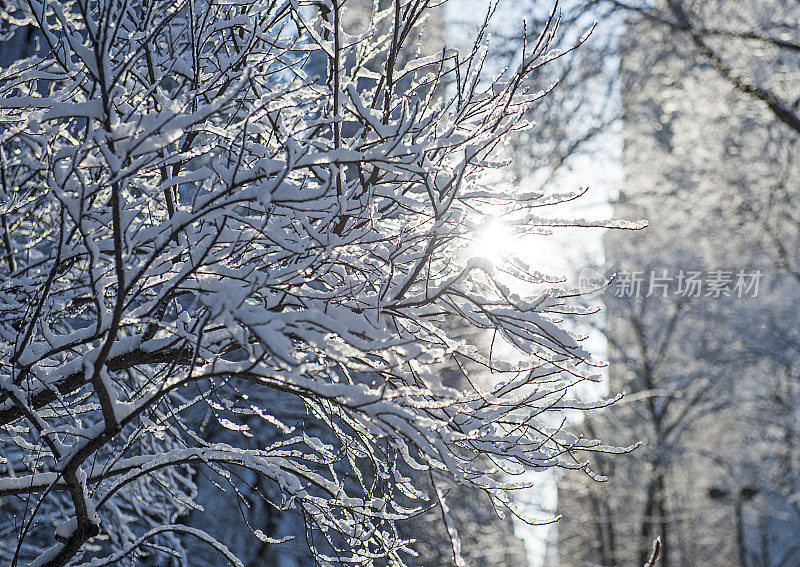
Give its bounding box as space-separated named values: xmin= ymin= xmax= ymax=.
xmin=546 ymin=0 xmax=800 ymax=565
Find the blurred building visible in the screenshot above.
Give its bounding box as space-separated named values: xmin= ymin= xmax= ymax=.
xmin=556 ymin=3 xmax=800 ymax=566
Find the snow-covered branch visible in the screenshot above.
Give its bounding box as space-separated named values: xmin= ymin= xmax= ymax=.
xmin=0 ymin=1 xmax=628 ymax=564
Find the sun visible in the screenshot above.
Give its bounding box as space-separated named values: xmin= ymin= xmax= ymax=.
xmin=471 ymin=217 xmax=519 ymax=263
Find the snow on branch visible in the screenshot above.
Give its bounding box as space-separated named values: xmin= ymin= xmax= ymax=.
xmin=0 ymin=0 xmax=633 ymax=565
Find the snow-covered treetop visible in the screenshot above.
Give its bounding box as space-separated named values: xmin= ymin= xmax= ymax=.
xmin=0 ymin=1 xmax=637 ymax=565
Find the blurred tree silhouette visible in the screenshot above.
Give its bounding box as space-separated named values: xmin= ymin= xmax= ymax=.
xmin=541 ymin=1 xmax=800 ymax=565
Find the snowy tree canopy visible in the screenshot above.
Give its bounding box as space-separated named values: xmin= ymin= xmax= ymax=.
xmin=0 ymin=1 xmax=639 ymax=565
